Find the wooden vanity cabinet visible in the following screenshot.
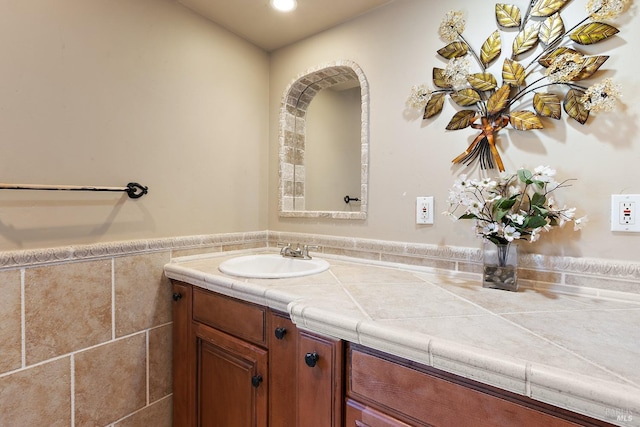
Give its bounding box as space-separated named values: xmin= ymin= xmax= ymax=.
xmin=173 ymin=280 xmax=615 ymax=427
xmin=171 ymin=280 xmax=343 ymax=427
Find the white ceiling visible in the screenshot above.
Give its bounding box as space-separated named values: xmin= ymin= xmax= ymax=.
xmin=178 ymin=0 xmax=395 ymax=51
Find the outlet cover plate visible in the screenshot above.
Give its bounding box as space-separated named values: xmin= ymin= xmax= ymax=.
xmin=611 ymin=194 xmax=640 ymax=232
xmin=416 ymin=196 xmax=434 ymax=225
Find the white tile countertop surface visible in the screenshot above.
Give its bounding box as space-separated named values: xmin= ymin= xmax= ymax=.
xmin=164 ymin=249 xmax=640 ymax=426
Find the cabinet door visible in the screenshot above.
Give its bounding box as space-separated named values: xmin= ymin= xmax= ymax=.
xmin=297 ymin=330 xmax=343 ymax=427
xmin=268 ymin=311 xmax=299 ymax=426
xmin=194 ymin=322 xmax=268 ymax=427
xmin=172 ymin=281 xmax=194 ymax=427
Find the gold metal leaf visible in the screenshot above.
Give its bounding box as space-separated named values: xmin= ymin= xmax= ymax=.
xmin=531 ymin=0 xmax=568 ymax=17
xmin=564 ymin=89 xmax=589 ymax=124
xmin=423 ymin=93 xmax=446 ymax=119
xmin=446 ymin=110 xmax=477 ymax=130
xmin=539 ymin=13 xmax=565 ymax=46
xmin=487 ymin=85 xmax=511 ymax=116
xmin=538 ymin=46 xmax=580 ymax=67
xmin=480 ymin=30 xmax=502 ymax=66
xmin=495 ymin=4 xmax=521 ymax=28
xmin=451 ymin=89 xmax=482 ymax=106
xmin=512 ymin=22 xmax=540 ymax=56
xmin=433 ymin=68 xmax=451 ymax=89
xmin=570 ymin=22 xmax=619 ymax=45
xmin=468 ymin=73 xmax=498 ymax=91
xmin=510 ymin=111 xmax=544 ymax=130
xmin=437 ymin=42 xmax=468 ymax=59
xmin=502 ymin=58 xmax=526 ymax=86
xmin=573 ymin=56 xmax=609 ymax=81
xmin=533 ymin=92 xmax=562 ymax=119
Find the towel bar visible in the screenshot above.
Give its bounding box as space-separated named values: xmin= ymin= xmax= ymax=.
xmin=0 ymin=182 xmax=148 ymax=199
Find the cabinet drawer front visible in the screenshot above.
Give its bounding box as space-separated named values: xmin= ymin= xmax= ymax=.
xmin=193 ymin=288 xmax=266 ymax=347
xmin=348 ymin=346 xmax=587 ymax=427
xmin=345 ymin=399 xmax=412 ymax=427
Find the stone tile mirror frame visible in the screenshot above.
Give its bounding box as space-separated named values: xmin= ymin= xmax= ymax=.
xmin=278 ymin=60 xmax=369 ymax=219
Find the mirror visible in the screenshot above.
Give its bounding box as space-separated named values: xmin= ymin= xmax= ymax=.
xmin=278 ymin=60 xmax=369 ymax=219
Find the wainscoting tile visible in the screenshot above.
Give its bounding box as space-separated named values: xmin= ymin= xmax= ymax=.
xmin=24 ymin=260 xmax=112 ymax=364
xmin=114 ymin=252 xmax=172 ymax=337
xmin=0 ymin=357 xmax=71 ymax=426
xmin=0 ymin=269 xmax=22 ymax=373
xmin=115 ymin=395 xmax=172 ymax=427
xmin=74 ymin=333 xmax=146 ymax=426
xmin=149 ymin=324 xmax=172 ymax=402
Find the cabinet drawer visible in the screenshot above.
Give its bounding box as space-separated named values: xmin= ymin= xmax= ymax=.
xmin=193 ymin=288 xmax=266 ymax=347
xmin=345 ymin=399 xmax=412 ymax=427
xmin=348 ymin=345 xmax=603 ymax=427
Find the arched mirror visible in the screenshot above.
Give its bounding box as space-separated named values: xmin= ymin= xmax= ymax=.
xmin=278 ymin=60 xmax=369 ymax=219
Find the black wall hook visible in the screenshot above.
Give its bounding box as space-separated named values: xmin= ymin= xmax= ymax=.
xmin=344 ymin=195 xmax=360 ymax=204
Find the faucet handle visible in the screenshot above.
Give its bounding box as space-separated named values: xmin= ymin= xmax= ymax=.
xmin=277 ymin=242 xmax=291 ymax=255
xmin=302 ymin=245 xmax=320 ymax=259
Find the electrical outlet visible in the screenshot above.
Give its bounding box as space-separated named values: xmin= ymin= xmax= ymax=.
xmin=416 ymin=196 xmax=434 ymax=225
xmin=620 ymin=202 xmax=635 ymax=225
xmin=611 ymin=195 xmax=640 ymax=232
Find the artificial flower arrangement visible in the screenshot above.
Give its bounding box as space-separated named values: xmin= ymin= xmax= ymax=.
xmin=443 ymin=165 xmax=587 ymax=246
xmin=408 ymin=0 xmax=627 ymax=171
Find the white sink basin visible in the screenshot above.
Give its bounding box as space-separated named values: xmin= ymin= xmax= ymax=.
xmin=218 ymin=254 xmax=330 ymax=279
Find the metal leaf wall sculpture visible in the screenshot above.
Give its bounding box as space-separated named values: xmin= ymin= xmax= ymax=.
xmin=407 ymin=0 xmax=627 ymax=171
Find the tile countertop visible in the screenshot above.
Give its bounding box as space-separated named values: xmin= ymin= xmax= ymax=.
xmin=164 ymin=249 xmax=640 ymax=427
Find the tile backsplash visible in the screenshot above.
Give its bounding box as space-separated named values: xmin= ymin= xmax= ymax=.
xmin=0 ymin=230 xmax=638 ymax=426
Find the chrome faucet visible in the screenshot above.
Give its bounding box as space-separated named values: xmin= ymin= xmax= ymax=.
xmin=278 ymin=243 xmax=320 ymax=260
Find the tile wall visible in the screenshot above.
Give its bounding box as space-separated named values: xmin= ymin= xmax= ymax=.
xmin=0 ymin=232 xmax=266 ymax=426
xmin=1 ymin=229 xmax=638 ymax=425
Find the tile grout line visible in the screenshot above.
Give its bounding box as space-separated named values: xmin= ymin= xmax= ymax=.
xmin=525 ymin=363 xmax=532 ymax=397
xmin=146 ymin=330 xmax=150 ymax=406
xmin=329 ymin=270 xmax=373 ymax=321
xmin=20 ymin=268 xmax=25 ymax=369
xmin=111 ymin=258 xmax=116 ymax=341
xmin=70 ymin=355 xmax=75 ymax=427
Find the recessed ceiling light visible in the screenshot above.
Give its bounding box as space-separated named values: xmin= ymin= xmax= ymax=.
xmin=270 ymin=0 xmax=297 ymax=12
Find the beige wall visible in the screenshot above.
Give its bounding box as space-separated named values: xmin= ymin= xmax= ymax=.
xmin=269 ymin=0 xmax=640 ymax=262
xmin=0 ymin=0 xmax=637 ymax=423
xmin=0 ymin=0 xmax=270 ymax=251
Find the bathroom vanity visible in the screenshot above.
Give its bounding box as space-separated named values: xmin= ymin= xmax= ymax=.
xmin=172 ymin=281 xmax=342 ymax=426
xmin=166 ymin=250 xmax=639 ymax=426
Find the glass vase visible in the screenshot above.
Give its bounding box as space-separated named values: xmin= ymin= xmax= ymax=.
xmin=482 ymin=241 xmax=518 ymax=291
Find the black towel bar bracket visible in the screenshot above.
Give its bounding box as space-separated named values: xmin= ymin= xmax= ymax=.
xmin=0 ymin=182 xmax=148 ymax=199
